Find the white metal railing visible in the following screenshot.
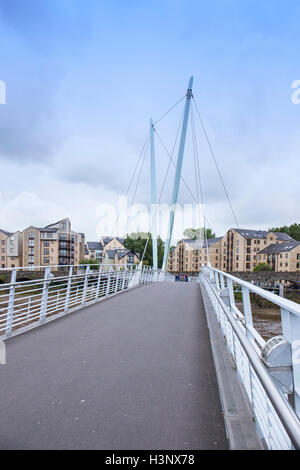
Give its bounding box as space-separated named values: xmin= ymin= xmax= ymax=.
xmin=0 ymin=264 xmax=156 ymax=340
xmin=199 ymin=266 xmax=300 ymax=450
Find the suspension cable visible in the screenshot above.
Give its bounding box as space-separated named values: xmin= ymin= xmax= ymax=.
xmin=190 ymin=103 xmax=210 ymax=262
xmin=153 ymin=95 xmax=186 ymax=127
xmin=192 ymin=96 xmax=240 ymax=228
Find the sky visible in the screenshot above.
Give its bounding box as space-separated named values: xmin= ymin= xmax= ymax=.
xmin=0 ymin=0 xmax=299 ymax=240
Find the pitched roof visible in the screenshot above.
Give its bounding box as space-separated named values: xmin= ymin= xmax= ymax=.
xmin=101 ymin=236 xmax=125 ymax=246
xmin=0 ymin=229 xmax=12 ymax=237
xmin=45 ymin=218 xmax=70 ymax=229
xmin=232 ymin=228 xmax=294 ymax=241
xmin=258 ymin=241 xmax=300 ymax=254
xmin=87 ymin=241 xmax=102 ymax=251
xmin=183 ymin=237 xmax=222 ymax=249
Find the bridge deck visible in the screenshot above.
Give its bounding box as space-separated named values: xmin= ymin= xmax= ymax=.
xmin=0 ymin=282 xmax=228 ymax=450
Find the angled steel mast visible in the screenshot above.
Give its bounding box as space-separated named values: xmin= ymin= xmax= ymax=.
xmin=161 ymin=76 xmax=193 ymax=272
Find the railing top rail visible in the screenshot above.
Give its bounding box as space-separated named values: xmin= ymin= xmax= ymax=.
xmin=0 ymin=263 xmax=140 ymax=272
xmin=203 ymin=266 xmax=300 ymax=318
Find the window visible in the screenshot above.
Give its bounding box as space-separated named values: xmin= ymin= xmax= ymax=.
xmin=44 ymin=241 xmax=50 ymax=247
xmin=29 ymin=231 xmax=35 ymax=239
xmin=286 ymin=253 xmax=288 ymax=258
xmin=44 ymin=258 xmax=50 ymax=264
xmin=1 ymin=240 xmax=5 ymax=245
xmin=11 ymin=256 xmax=15 ymax=261
xmin=44 ymin=249 xmax=50 ymax=255
xmin=1 ymin=248 xmax=4 ymax=253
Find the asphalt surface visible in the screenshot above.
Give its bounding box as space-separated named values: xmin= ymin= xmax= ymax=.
xmin=0 ymin=282 xmax=228 ymax=450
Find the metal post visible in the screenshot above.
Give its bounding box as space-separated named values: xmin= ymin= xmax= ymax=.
xmin=115 ymin=266 xmax=121 ymax=293
xmin=106 ymin=267 xmax=112 ymax=297
xmin=162 ymin=76 xmax=194 ymax=271
xmin=82 ymin=265 xmax=90 ymax=305
xmin=281 ymin=307 xmax=300 ymax=417
xmin=150 ymin=118 xmax=158 ymax=275
xmin=6 ymin=269 xmax=17 ymax=336
xmin=64 ymin=266 xmax=73 ymax=312
xmin=122 ymin=267 xmax=127 ymax=291
xmin=95 ymin=266 xmax=102 ymax=300
xmin=40 ymin=267 xmax=51 ymax=322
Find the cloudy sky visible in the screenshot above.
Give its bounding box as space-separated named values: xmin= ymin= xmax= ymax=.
xmin=0 ymin=0 xmax=299 ymax=240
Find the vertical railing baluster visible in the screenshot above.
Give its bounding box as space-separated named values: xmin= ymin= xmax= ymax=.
xmin=121 ymin=267 xmax=126 ymax=291
xmin=40 ymin=267 xmax=51 ymax=322
xmin=115 ymin=266 xmax=120 ymax=293
xmin=95 ymin=266 xmax=102 ymax=300
xmin=106 ymin=267 xmax=112 ymax=297
xmin=6 ymin=269 xmax=17 ymax=336
xmin=64 ymin=266 xmax=73 ymax=312
xmin=82 ymin=265 xmax=90 ymax=305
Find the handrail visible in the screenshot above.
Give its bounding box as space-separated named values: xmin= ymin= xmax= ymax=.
xmin=201 ymin=269 xmax=300 ymax=450
xmin=211 ymin=267 xmax=300 ymax=318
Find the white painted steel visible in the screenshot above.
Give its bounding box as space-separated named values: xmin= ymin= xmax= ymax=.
xmin=0 ymin=264 xmax=155 ymax=340
xmin=200 ymin=266 xmax=300 ymax=450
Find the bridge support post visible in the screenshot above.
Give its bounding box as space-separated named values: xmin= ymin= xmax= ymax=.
xmin=5 ymin=269 xmax=17 ymax=336
xmin=115 ymin=266 xmax=121 ymax=293
xmin=106 ymin=267 xmax=112 ymax=297
xmin=40 ymin=267 xmax=51 ymax=322
xmin=95 ymin=265 xmax=102 ymax=300
xmin=82 ymin=265 xmax=90 ymax=305
xmin=121 ymin=267 xmax=127 ymax=291
xmin=64 ymin=266 xmax=73 ymax=312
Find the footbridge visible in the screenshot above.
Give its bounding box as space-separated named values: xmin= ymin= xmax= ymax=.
xmin=0 ymin=264 xmax=299 ymax=450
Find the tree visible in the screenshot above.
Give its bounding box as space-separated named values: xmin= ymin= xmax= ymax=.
xmin=183 ymin=227 xmax=216 ymax=240
xmin=79 ymin=259 xmax=100 ymax=270
xmin=254 ymin=263 xmax=272 ymax=272
xmin=124 ymin=232 xmax=165 ymax=268
xmin=269 ymin=223 xmax=300 ymax=241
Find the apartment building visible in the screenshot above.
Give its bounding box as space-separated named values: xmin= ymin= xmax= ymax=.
xmin=102 ymin=249 xmax=140 ymax=266
xmin=0 ymin=229 xmax=23 ymax=268
xmin=23 ymin=218 xmax=85 ymax=268
xmin=167 ymin=237 xmax=223 ymax=273
xmin=167 ymin=228 xmax=295 ymax=274
xmin=222 ymin=229 xmax=294 ymax=272
xmin=257 ymin=241 xmax=300 ymax=272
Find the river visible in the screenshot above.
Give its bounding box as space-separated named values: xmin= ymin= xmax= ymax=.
xmin=236 ymin=302 xmax=282 ymax=341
